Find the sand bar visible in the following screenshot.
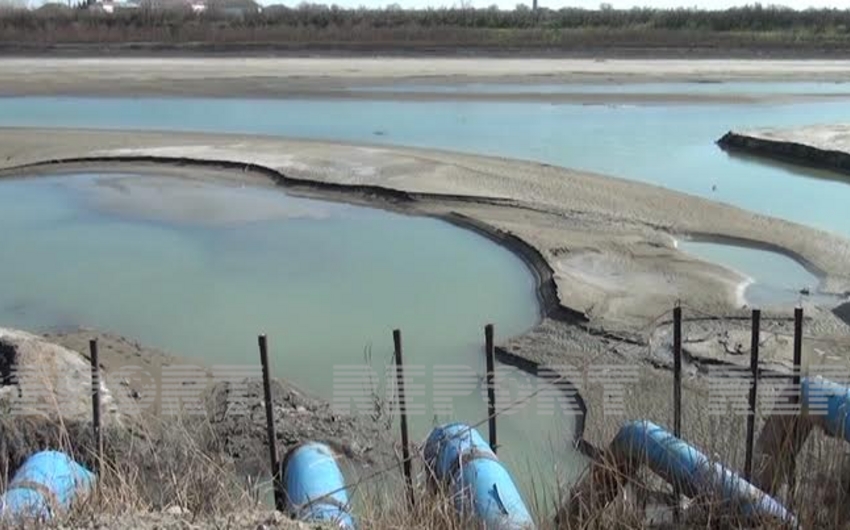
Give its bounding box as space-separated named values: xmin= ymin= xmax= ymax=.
xmin=718 ymin=124 xmax=850 ymax=177
xmin=2 ymin=126 xmax=849 ymax=328
xmin=2 ymin=58 xmax=850 ymax=100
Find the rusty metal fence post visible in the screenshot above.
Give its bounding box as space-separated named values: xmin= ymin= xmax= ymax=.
xmin=393 ymin=329 xmax=415 ymax=508
xmin=259 ymin=334 xmax=283 ymax=511
xmin=89 ymin=339 xmax=103 ymax=476
xmin=485 ymin=323 xmax=497 ymax=454
xmin=672 ymin=305 xmax=683 ymax=523
xmin=744 ymin=309 xmax=761 ymax=481
xmin=788 ymin=307 xmax=804 ymax=500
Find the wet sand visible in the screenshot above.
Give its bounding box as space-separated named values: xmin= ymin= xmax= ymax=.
xmin=3 ymin=128 xmax=850 ymax=314
xmin=2 ymin=58 xmax=850 ymax=102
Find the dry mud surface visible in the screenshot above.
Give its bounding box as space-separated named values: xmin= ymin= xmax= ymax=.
xmin=2 ymin=126 xmax=850 ymax=454
xmin=2 ymin=58 xmax=850 ymax=103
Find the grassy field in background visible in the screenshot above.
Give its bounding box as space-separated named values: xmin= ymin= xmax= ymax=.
xmin=1 ymin=4 xmax=849 ymax=55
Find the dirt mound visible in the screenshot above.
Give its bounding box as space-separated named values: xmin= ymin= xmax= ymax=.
xmin=0 ymin=328 xmax=122 ymax=425
xmin=207 ymin=377 xmax=397 ymax=479
xmin=0 ymin=328 xmax=396 ymax=504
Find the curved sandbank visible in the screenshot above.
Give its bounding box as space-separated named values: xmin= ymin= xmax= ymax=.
xmin=718 ymin=124 xmax=850 ymax=177
xmin=4 ymin=126 xmax=850 ymax=454
xmin=3 ymin=127 xmax=849 ymax=328
xmin=3 ymin=58 xmax=850 ymax=101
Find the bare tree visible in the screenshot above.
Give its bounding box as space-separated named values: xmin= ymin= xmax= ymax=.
xmin=0 ymin=0 xmax=28 ymax=9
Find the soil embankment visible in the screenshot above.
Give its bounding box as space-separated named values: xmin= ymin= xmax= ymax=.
xmin=0 ymin=327 xmax=398 ymax=518
xmin=49 ymin=328 xmax=398 ymax=473
xmin=718 ymin=124 xmax=850 ymax=177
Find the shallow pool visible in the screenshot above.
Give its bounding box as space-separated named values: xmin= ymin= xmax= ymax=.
xmin=678 ymin=240 xmax=840 ymax=308
xmin=0 ymin=171 xmax=586 ymax=499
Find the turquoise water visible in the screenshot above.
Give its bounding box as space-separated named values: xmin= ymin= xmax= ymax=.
xmin=2 ymin=95 xmax=848 ymax=241
xmin=1 ymin=85 xmax=845 ymax=503
xmin=677 ymin=241 xmax=839 ymax=308
xmin=348 ymin=81 xmax=850 ymax=95
xmin=0 ymin=171 xmax=584 ymax=500
xmin=3 ymin=93 xmax=850 ymax=298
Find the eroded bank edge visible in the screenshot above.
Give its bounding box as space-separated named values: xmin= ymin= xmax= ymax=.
xmin=717 ymin=131 xmax=850 ymax=178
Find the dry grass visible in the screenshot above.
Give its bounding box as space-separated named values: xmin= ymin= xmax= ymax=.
xmin=0 ymin=414 xmax=258 ymax=518
xmin=3 ymin=413 xmax=850 ymax=528
xmin=3 ymin=371 xmax=850 ymax=529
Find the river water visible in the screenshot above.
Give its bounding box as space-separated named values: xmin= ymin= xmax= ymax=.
xmin=1 ymin=82 xmax=849 ymax=507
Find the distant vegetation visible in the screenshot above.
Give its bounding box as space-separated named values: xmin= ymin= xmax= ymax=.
xmin=1 ymin=3 xmax=849 ymax=54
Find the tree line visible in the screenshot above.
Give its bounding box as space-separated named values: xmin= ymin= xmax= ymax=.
xmin=1 ymin=3 xmax=848 ymax=52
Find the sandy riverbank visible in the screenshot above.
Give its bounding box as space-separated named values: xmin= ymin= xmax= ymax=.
xmin=2 ymin=58 xmax=850 ymax=102
xmin=2 ymin=126 xmax=850 ymax=456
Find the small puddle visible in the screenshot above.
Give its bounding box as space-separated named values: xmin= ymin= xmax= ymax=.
xmin=677 ymin=240 xmax=839 ymax=308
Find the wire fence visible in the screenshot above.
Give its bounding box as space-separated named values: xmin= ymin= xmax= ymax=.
xmin=286 ymin=301 xmax=847 ymax=511
xmin=72 ymin=300 xmax=849 ymax=522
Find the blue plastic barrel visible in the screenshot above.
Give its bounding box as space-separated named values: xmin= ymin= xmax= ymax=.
xmin=801 ymin=376 xmax=850 ymax=441
xmin=0 ymin=450 xmax=96 ymax=522
xmin=280 ymin=442 xmax=355 ymax=529
xmin=424 ymin=422 xmax=536 ymax=530
xmin=611 ymin=420 xmax=795 ymax=525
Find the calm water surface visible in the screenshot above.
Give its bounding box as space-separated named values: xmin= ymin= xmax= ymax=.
xmin=677 ymin=241 xmax=838 ymax=308
xmin=3 ymin=91 xmax=849 ymax=297
xmin=2 ymin=93 xmax=848 ymax=240
xmin=0 ymin=172 xmax=584 ymax=501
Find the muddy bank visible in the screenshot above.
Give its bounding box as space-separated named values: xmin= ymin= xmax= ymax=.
xmin=3 ymin=58 xmax=850 ymax=101
xmin=1 ymin=327 xmax=397 ymax=485
xmin=718 ymin=125 xmax=850 ymax=177
xmin=3 ymin=128 xmax=850 ymax=323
